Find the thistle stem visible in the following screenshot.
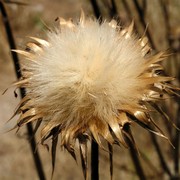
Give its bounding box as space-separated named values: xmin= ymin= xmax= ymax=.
xmin=91 ymin=140 xmax=99 ymax=180
xmin=126 ymin=135 xmax=146 ymax=180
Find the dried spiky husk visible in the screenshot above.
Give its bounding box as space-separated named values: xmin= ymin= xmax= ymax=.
xmin=12 ymin=11 xmax=179 ymax=179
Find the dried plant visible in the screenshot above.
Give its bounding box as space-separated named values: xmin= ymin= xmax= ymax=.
xmin=11 ymin=10 xmax=179 ymax=179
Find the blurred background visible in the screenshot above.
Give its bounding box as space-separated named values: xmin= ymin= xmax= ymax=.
xmin=0 ymin=0 xmax=179 ymax=179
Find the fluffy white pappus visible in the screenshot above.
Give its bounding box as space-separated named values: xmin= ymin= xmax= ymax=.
xmin=24 ymin=21 xmax=146 ymax=125
xmin=14 ymin=14 xmax=175 ymax=150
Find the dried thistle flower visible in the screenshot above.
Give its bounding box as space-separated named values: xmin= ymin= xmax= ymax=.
xmin=13 ymin=11 xmax=179 ymax=178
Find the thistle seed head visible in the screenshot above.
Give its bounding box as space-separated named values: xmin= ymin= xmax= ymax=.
xmin=13 ymin=11 xmax=179 ymax=178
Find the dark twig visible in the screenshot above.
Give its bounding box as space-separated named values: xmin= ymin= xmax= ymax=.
xmin=174 ymin=105 xmax=180 ymax=175
xmin=132 ymin=0 xmax=156 ymax=49
xmin=109 ymin=0 xmax=118 ymax=18
xmin=108 ymin=143 xmax=113 ymax=180
xmin=26 ymin=123 xmax=46 ymax=180
xmin=51 ymin=126 xmax=60 ymax=179
xmin=121 ymin=0 xmax=141 ymax=38
xmin=123 ymin=124 xmax=146 ymax=180
xmin=121 ymin=0 xmax=132 ymax=22
xmin=127 ymin=140 xmax=146 ymax=180
xmin=0 ymin=2 xmax=24 ymax=83
xmin=160 ymin=0 xmax=171 ymax=48
xmin=111 ymin=0 xmax=117 ymax=14
xmin=150 ymin=133 xmax=172 ymax=177
xmin=89 ymin=0 xmax=102 ymax=21
xmin=91 ymin=140 xmax=99 ymax=180
xmin=140 ymin=150 xmax=161 ymax=175
xmin=101 ymin=0 xmax=118 ymax=19
xmin=0 ymin=2 xmax=46 ymax=180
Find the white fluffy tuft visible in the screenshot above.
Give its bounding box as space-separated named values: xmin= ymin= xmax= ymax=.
xmin=22 ymin=20 xmax=151 ymax=128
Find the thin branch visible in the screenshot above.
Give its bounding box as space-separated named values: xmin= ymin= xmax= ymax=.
xmin=121 ymin=0 xmax=142 ymax=38
xmin=109 ymin=0 xmax=118 ymax=18
xmin=173 ymin=105 xmax=180 ymax=174
xmin=150 ymin=133 xmax=172 ymax=177
xmin=159 ymin=0 xmax=171 ymax=47
xmin=89 ymin=0 xmax=102 ymax=21
xmin=26 ymin=124 xmax=46 ymax=180
xmin=0 ymin=2 xmax=46 ymax=180
xmin=140 ymin=150 xmax=161 ymax=175
xmin=132 ymin=0 xmax=156 ymax=49
xmin=123 ymin=125 xmax=146 ymax=180
xmin=121 ymin=0 xmax=132 ymax=22
xmin=108 ymin=143 xmax=113 ymax=180
xmin=128 ymin=141 xmax=146 ymax=180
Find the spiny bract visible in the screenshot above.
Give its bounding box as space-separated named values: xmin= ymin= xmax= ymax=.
xmin=13 ymin=11 xmax=178 ymax=179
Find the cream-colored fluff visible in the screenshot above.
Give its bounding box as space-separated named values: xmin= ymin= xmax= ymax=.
xmin=14 ymin=13 xmax=176 ymax=161
xmin=23 ymin=20 xmax=148 ymax=127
